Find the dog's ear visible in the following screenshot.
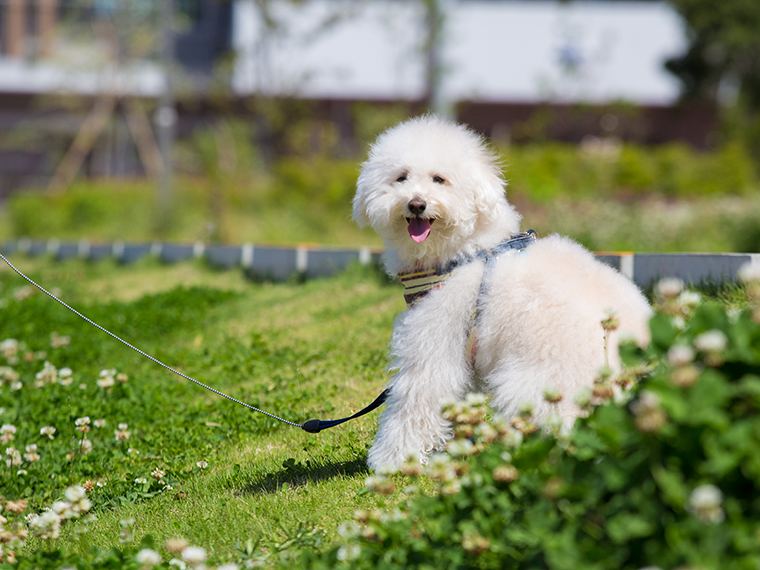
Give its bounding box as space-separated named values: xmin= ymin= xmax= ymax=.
xmin=352 ymin=168 xmax=372 ymax=228
xmin=471 ymin=159 xmax=508 ymax=219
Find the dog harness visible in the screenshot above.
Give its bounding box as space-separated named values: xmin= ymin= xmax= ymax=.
xmin=398 ymin=230 xmax=538 ymax=365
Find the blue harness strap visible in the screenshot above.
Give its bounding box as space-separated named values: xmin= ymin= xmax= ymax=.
xmin=465 ymin=230 xmax=537 ymax=364
xmin=397 ymin=230 xmax=538 ymax=363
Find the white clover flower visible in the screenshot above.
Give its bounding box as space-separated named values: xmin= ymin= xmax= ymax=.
xmin=217 ymin=564 xmax=240 ymax=570
xmin=460 ymin=471 xmax=485 ymax=488
xmin=50 ymin=332 xmax=71 ymax=348
xmin=169 ymin=559 xmax=187 ymax=570
xmin=630 ymin=391 xmax=668 ymax=433
xmin=738 ymin=261 xmax=760 ymax=284
xmin=136 ymin=548 xmax=162 ymax=568
xmin=151 ymin=468 xmax=165 ymax=480
xmin=5 ymin=446 xmax=21 ymax=467
xmin=0 ymin=339 xmax=19 ymax=359
xmin=181 ymin=546 xmax=207 ymax=565
xmin=517 ymin=401 xmax=535 ymax=416
xmin=500 ymin=426 xmax=524 ymax=448
xmin=337 ymin=544 xmax=361 ymax=562
xmin=677 ymin=290 xmax=702 ymax=308
xmin=364 ymin=475 xmax=395 ymax=494
xmin=687 ymin=484 xmax=724 ymax=524
xmin=474 ymin=422 xmax=498 ymax=444
xmin=30 ymin=509 xmax=62 ymax=539
xmin=79 ymin=439 xmax=93 ymax=454
xmin=654 ymin=278 xmax=684 ymax=300
xmin=542 ymin=386 xmax=563 ymax=404
xmin=97 ymin=375 xmax=115 ymax=388
xmin=464 ymin=393 xmax=488 ymax=407
xmin=24 ymin=443 xmax=40 ymax=462
xmin=94 ymin=419 xmax=106 ymax=428
xmin=35 ymin=361 xmax=58 ymax=385
xmin=0 ymin=366 xmax=19 ymax=382
xmin=693 ymin=330 xmax=728 ymax=353
xmin=0 ymin=424 xmax=16 ymax=443
xmin=375 ymin=463 xmax=396 ymax=477
xmin=727 ymin=308 xmax=742 ymax=323
xmin=135 ymin=477 xmax=148 ymax=485
xmin=52 ymin=500 xmax=75 ymax=519
xmin=196 ymin=460 xmax=208 ymax=469
xmin=9 ymin=381 xmax=21 ymax=392
xmin=446 ymin=438 xmax=474 ymax=458
xmin=667 ymin=344 xmax=695 ymax=367
xmin=40 ymin=426 xmax=57 ymax=439
xmin=75 ymin=416 xmax=90 ymax=428
xmin=64 ymin=485 xmax=87 ymax=504
xmin=115 ymin=424 xmax=131 ymax=441
xmin=425 ymin=453 xmax=456 ymax=482
xmin=337 ymin=521 xmax=360 ymax=539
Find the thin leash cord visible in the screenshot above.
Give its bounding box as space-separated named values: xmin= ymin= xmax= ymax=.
xmin=0 ymin=253 xmax=301 ymax=428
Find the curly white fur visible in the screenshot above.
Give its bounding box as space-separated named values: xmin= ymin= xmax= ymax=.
xmin=354 ymin=115 xmax=652 ymax=471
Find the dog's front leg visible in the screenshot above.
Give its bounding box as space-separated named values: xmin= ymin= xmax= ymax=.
xmin=367 ymin=306 xmax=473 ymax=471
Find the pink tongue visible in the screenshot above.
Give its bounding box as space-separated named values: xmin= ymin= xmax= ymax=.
xmin=408 ymin=218 xmax=431 ymax=243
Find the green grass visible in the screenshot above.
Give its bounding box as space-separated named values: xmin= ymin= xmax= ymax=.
xmin=0 ymin=257 xmax=407 ymax=565
xmin=1 ymin=255 xmax=756 ymax=568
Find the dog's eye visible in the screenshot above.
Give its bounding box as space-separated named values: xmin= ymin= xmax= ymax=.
xmin=432 ymin=176 xmax=445 ymax=184
xmin=396 ymin=174 xmax=407 ymax=183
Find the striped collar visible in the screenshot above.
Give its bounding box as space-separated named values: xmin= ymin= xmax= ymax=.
xmin=397 ymin=231 xmax=537 ymax=308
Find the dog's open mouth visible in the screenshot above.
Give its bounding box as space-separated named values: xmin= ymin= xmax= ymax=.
xmin=406 ymin=217 xmax=434 ymax=243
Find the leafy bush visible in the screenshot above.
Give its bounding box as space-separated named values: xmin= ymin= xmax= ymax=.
xmin=293 ymin=267 xmax=760 ymax=570
xmin=503 ymin=140 xmax=758 ymax=201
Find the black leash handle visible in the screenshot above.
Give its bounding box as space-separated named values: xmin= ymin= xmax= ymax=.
xmin=301 ymin=389 xmax=389 ymax=433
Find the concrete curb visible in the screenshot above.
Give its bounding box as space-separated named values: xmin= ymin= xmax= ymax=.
xmin=1 ymin=239 xmax=758 ymax=287
xmin=1 ymin=239 xmax=384 ymax=281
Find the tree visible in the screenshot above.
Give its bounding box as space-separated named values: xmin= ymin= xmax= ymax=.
xmin=666 ymin=0 xmax=760 ymax=153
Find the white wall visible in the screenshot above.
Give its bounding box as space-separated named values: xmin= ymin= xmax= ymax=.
xmin=232 ymin=0 xmax=688 ymax=105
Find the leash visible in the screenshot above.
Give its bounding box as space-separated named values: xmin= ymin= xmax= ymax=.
xmin=0 ymin=252 xmax=387 ymax=433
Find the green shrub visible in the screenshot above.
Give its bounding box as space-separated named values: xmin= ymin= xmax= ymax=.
xmin=503 ymin=140 xmax=758 ymax=201
xmin=269 ymin=157 xmax=359 ymax=209
xmin=294 ymin=271 xmax=760 ymax=570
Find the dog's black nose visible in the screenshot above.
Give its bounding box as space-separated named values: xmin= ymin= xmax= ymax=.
xmin=408 ymin=198 xmax=427 ymax=216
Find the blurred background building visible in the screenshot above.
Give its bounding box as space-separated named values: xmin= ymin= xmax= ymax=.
xmin=0 ymin=0 xmax=719 ymax=196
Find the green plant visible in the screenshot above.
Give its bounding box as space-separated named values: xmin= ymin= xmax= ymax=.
xmin=294 ymin=268 xmax=760 ymax=570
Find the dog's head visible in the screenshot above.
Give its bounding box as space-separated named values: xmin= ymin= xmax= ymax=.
xmin=354 ymin=115 xmax=520 ymax=272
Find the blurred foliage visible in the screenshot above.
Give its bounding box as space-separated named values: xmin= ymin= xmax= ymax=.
xmin=665 ymin=0 xmax=760 ymax=158
xmin=2 ymin=126 xmax=760 ymax=253
xmin=293 ymin=277 xmax=760 ymax=570
xmin=500 ymin=139 xmax=757 ymax=200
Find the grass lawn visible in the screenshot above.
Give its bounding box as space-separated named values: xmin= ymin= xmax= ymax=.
xmin=0 ymin=256 xmax=410 ymax=565
xmin=2 ymin=254 xmax=757 ymax=569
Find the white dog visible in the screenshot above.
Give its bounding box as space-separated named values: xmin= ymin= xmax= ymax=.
xmin=353 ymin=115 xmax=652 ymax=471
